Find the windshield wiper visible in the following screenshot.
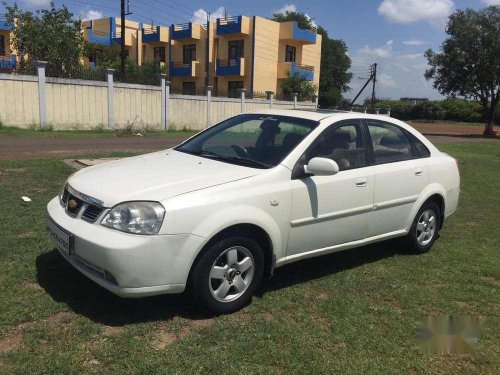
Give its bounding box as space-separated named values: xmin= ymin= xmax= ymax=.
xmin=220 ymin=156 xmax=269 ymax=168
xmin=180 ymin=149 xmax=269 ymax=168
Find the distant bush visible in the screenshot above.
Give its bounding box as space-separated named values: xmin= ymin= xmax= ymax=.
xmin=375 ymin=99 xmax=498 ymax=124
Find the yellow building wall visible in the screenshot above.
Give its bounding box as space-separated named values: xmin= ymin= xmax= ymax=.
xmin=301 ymin=33 xmax=322 ymax=89
xmin=252 ymin=17 xmax=280 ymax=94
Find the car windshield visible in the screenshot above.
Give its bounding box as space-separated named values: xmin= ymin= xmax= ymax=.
xmin=176 ymin=114 xmax=318 ymax=168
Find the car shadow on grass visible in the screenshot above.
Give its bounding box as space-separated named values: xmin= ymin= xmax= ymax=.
xmin=36 ymin=239 xmax=412 ymax=325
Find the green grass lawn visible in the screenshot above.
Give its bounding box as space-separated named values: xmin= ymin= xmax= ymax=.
xmin=0 ymin=143 xmax=498 ymax=374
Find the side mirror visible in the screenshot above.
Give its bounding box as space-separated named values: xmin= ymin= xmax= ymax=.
xmin=304 ymin=157 xmax=339 ymax=176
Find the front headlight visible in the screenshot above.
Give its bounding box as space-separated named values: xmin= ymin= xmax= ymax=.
xmin=101 ymin=201 xmax=165 ymax=235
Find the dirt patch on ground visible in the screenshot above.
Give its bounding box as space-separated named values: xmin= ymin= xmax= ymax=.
xmin=153 ymin=317 xmax=216 ymax=350
xmin=0 ymin=333 xmax=23 ymax=353
xmin=43 ymin=311 xmax=76 ymax=325
xmin=411 ymin=122 xmax=499 ymax=136
xmin=24 ymin=282 xmax=43 ymax=292
xmin=480 ymin=275 xmax=500 ymax=286
xmin=102 ymin=326 xmax=124 ymax=336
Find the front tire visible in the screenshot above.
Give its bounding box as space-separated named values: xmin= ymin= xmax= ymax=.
xmin=188 ymin=236 xmax=264 ymax=314
xmin=406 ymin=201 xmax=441 ymax=254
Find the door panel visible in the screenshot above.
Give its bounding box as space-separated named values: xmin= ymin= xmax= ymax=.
xmin=287 ymin=120 xmax=374 ymax=256
xmin=288 ymin=169 xmax=374 ymax=255
xmin=365 ymin=121 xmax=428 ymax=236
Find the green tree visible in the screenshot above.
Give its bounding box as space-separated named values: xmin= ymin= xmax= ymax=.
xmin=4 ymin=1 xmax=89 ymax=73
xmin=271 ymin=11 xmax=316 ymax=31
xmin=281 ymin=72 xmax=317 ymax=101
xmin=317 ymin=26 xmax=352 ymax=108
xmin=271 ymin=11 xmax=352 ymax=108
xmin=425 ymin=6 xmax=500 ymax=135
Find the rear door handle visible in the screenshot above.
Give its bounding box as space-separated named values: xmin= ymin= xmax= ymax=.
xmin=355 ymin=178 xmax=368 ymax=187
xmin=415 ymin=168 xmax=423 ymax=176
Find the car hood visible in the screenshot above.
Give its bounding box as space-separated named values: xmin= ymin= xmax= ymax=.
xmin=67 ymin=150 xmax=262 ymax=207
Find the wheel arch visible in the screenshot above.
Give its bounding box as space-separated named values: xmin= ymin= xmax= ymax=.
xmin=188 ymin=223 xmax=275 ymax=281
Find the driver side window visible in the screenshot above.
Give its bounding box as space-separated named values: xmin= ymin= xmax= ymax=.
xmin=306 ymin=121 xmax=366 ymax=171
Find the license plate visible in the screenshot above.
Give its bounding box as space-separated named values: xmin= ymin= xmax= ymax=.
xmin=47 ymin=218 xmax=74 ymax=255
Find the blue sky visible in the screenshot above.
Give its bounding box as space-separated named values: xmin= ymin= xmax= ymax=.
xmin=2 ymin=0 xmax=498 ymax=100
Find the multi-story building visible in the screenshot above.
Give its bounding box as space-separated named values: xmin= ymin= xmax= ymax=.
xmin=2 ymin=14 xmax=321 ymax=97
xmin=0 ymin=16 xmax=16 ymax=70
xmin=84 ymin=15 xmax=322 ymax=97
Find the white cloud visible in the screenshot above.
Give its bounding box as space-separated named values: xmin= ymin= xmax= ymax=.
xmin=358 ymin=40 xmax=394 ymax=58
xmin=378 ymin=73 xmax=397 ymax=88
xmin=483 ymin=0 xmax=500 ymax=5
xmin=397 ymin=53 xmax=423 ymax=60
xmin=274 ymin=4 xmax=297 ymax=14
xmin=22 ymin=0 xmax=50 ymax=6
xmin=378 ymin=0 xmax=454 ymax=27
xmin=403 ymin=40 xmax=425 ymax=46
xmin=191 ymin=6 xmax=226 ymax=23
xmin=81 ymin=9 xmax=104 ymax=21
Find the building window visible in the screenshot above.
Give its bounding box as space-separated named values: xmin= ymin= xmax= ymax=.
xmin=0 ymin=35 xmax=5 ymax=55
xmin=154 ymin=46 xmax=165 ymax=63
xmin=285 ymin=45 xmax=296 ymax=62
xmin=228 ymin=40 xmax=244 ymax=60
xmin=183 ymin=81 xmax=196 ymax=95
xmin=228 ymin=81 xmax=244 ymax=98
xmin=183 ymin=44 xmax=196 ymax=64
xmin=89 ymin=48 xmax=103 ymax=64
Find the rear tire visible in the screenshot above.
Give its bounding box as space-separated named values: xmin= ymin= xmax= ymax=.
xmin=188 ymin=236 xmax=264 ymax=314
xmin=406 ymin=201 xmax=441 ymax=254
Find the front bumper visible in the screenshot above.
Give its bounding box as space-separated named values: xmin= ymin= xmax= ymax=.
xmin=46 ymin=197 xmax=205 ymax=298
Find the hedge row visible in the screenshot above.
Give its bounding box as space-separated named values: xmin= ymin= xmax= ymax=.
xmin=372 ymin=99 xmax=499 ymax=124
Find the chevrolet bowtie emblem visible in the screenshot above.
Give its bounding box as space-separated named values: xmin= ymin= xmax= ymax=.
xmin=68 ymin=199 xmax=78 ymax=209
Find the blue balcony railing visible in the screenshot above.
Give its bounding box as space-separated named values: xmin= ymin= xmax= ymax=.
xmin=292 ymin=22 xmax=316 ymax=44
xmin=170 ymin=61 xmax=196 ymax=77
xmin=171 ymin=23 xmax=192 ymax=40
xmin=290 ymin=62 xmax=314 ymax=80
xmin=0 ymin=55 xmax=16 ymax=70
xmin=86 ymin=18 xmax=121 ymax=46
xmin=216 ymin=58 xmax=243 ymax=76
xmin=216 ymin=16 xmax=242 ymax=35
xmin=0 ymin=17 xmax=13 ymax=30
xmin=142 ymin=26 xmax=160 ymax=43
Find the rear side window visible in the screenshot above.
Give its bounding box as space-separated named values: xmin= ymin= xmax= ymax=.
xmin=407 ymin=132 xmax=431 ymax=157
xmin=366 ymin=121 xmax=412 ymax=164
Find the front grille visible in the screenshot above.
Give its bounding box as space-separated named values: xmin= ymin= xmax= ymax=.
xmin=82 ymin=205 xmax=105 ymax=222
xmin=60 ymin=185 xmax=105 ymax=223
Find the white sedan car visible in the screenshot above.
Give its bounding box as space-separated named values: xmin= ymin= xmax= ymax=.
xmin=47 ymin=110 xmax=460 ymax=313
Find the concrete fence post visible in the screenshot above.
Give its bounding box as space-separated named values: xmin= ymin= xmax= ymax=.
xmin=160 ymin=74 xmax=167 ymax=130
xmin=312 ymin=95 xmax=318 ymax=109
xmin=165 ymin=81 xmax=171 ymax=130
xmin=387 ymin=107 xmax=391 ymax=117
xmin=106 ymin=69 xmax=115 ymax=129
xmin=35 ymin=61 xmax=48 ymax=127
xmin=266 ymin=91 xmax=274 ymax=109
xmin=238 ymin=88 xmax=246 ymax=113
xmin=293 ymin=93 xmax=298 ymax=109
xmin=364 ymin=107 xmax=367 ymax=113
xmin=206 ymin=86 xmax=212 ymax=128
xmin=375 ymin=108 xmax=380 ymax=115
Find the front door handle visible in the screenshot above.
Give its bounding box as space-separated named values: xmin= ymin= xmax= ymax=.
xmin=415 ymin=168 xmax=423 ymax=176
xmin=355 ymin=178 xmax=368 ymax=187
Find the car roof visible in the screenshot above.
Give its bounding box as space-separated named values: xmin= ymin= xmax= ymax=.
xmin=246 ymin=108 xmax=397 ymax=123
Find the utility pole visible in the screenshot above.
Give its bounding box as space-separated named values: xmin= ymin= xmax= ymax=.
xmin=349 ymin=63 xmax=377 ymax=108
xmin=120 ymin=0 xmax=126 ymax=77
xmin=371 ymin=63 xmax=377 ymax=109
xmin=205 ymin=12 xmax=210 ymax=88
